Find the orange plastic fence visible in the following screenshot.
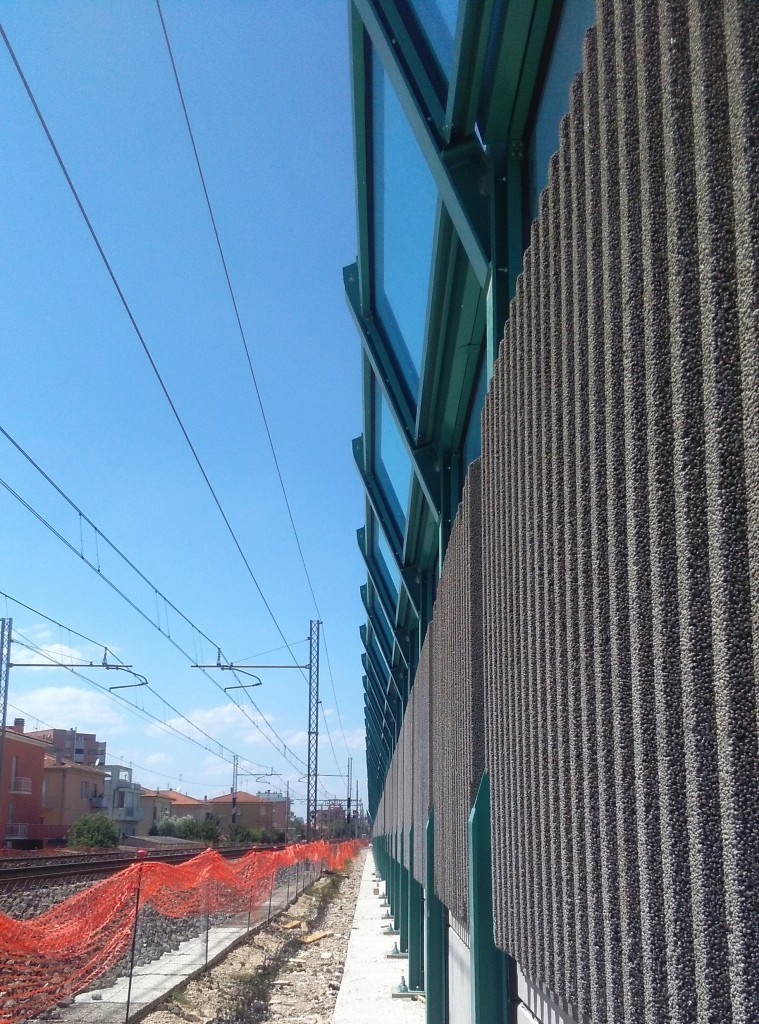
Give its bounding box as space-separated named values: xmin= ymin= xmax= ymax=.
xmin=0 ymin=839 xmax=363 ymax=1023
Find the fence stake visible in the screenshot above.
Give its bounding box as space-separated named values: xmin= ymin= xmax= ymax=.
xmin=267 ymin=868 xmax=275 ymax=921
xmin=125 ymin=852 xmax=146 ymax=1024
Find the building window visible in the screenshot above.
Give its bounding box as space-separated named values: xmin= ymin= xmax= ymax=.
xmin=80 ymin=782 xmax=90 ymax=799
xmin=371 ymin=51 xmax=438 ymax=402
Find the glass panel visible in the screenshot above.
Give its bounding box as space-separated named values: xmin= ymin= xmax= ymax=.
xmin=463 ymin=351 xmax=488 ymax=467
xmin=528 ymin=0 xmax=596 ymax=219
xmin=371 ymin=513 xmax=401 ymax=606
xmin=369 ymin=632 xmax=391 ymax=679
xmin=372 ymin=53 xmax=438 ymax=399
xmin=408 ymin=0 xmax=461 ymax=79
xmin=370 ymin=588 xmax=395 ymax=659
xmin=374 ymin=388 xmax=412 ymax=530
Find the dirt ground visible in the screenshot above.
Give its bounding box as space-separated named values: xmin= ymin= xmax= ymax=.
xmin=142 ymin=848 xmax=367 ymax=1024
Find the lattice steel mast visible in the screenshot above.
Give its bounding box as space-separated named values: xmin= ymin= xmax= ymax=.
xmin=0 ymin=619 xmax=11 ymax=824
xmin=306 ymin=619 xmax=320 ymax=839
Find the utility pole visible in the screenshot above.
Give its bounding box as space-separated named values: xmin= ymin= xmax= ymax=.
xmin=0 ymin=619 xmax=12 ymax=825
xmin=306 ymin=620 xmax=320 ymax=841
xmin=231 ymin=754 xmax=239 ymax=838
xmin=193 ymin=619 xmax=321 ymax=840
xmin=346 ymin=756 xmax=352 ymax=837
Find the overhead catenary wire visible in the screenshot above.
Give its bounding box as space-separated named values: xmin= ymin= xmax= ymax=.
xmin=0 ymin=454 xmax=310 ymax=775
xmin=154 ymin=3 xmax=352 ymax=765
xmin=11 ymin=632 xmax=266 ymax=779
xmin=0 ymin=25 xmax=307 ymax=682
xmin=0 ymin=26 xmax=344 ymax=799
xmin=6 ymin=694 xmax=305 ymax=801
xmin=319 ymin=700 xmax=344 ymax=784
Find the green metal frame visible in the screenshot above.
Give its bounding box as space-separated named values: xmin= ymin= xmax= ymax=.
xmin=348 ymin=0 xmax=562 ymax=814
xmin=468 ymin=773 xmax=510 ymax=1024
xmin=425 ymin=810 xmax=446 ymax=1024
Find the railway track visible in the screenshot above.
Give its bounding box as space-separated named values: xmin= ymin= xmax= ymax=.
xmin=0 ymin=843 xmax=282 ymax=883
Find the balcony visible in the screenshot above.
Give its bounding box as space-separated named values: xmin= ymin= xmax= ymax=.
xmin=9 ymin=777 xmax=32 ymax=794
xmin=90 ymin=796 xmax=108 ymax=809
xmin=111 ymin=806 xmax=143 ymax=822
xmin=6 ymin=823 xmax=29 ymax=839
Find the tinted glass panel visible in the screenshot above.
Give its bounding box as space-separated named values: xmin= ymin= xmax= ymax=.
xmin=370 ymin=588 xmax=395 ymax=658
xmin=463 ymin=352 xmax=488 ymax=467
xmin=374 ymin=388 xmax=412 ymax=530
xmin=372 ymin=518 xmax=401 ymax=605
xmin=372 ymin=54 xmax=437 ymax=399
xmin=408 ymin=0 xmax=460 ymax=78
xmin=528 ymin=0 xmax=596 ymax=218
xmin=370 ymin=632 xmax=391 ymax=678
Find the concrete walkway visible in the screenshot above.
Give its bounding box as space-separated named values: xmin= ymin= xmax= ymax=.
xmin=332 ymin=851 xmax=424 ymax=1024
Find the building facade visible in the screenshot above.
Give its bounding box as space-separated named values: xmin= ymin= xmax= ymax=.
xmin=137 ymin=788 xmax=175 ymax=837
xmin=102 ymin=764 xmax=143 ymax=838
xmin=0 ymin=722 xmax=52 ymax=847
xmin=348 ymin=2 xmax=759 ymax=1024
xmin=27 ymin=727 xmax=106 ymax=767
xmin=42 ymin=756 xmax=108 ymax=842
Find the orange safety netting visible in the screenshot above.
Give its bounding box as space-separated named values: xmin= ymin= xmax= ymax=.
xmin=0 ymin=839 xmax=363 ymax=1023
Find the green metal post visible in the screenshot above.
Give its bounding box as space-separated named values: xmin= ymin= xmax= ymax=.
xmin=425 ymin=811 xmax=446 ymax=1024
xmin=468 ymin=774 xmax=510 ymax=1024
xmin=400 ymin=830 xmax=409 ymax=952
xmin=408 ymin=824 xmax=424 ymax=990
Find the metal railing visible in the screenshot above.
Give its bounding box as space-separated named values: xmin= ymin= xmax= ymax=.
xmin=9 ymin=777 xmax=32 ymax=794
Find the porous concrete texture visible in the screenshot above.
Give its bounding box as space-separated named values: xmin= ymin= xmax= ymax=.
xmin=431 ymin=460 xmax=485 ymax=926
xmin=372 ymin=1 xmax=759 ymax=1023
xmin=411 ymin=629 xmax=431 ymax=887
xmin=479 ymin=1 xmax=759 ymax=1022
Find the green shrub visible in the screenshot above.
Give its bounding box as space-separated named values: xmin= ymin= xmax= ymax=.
xmin=68 ymin=812 xmax=120 ymax=848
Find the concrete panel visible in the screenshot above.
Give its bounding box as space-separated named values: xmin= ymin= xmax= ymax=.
xmin=447 ymin=923 xmax=472 ymax=1024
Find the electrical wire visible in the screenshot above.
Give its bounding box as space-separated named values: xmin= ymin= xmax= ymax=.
xmin=0 ymin=24 xmax=307 ymax=681
xmin=154 ymin=3 xmax=352 ymax=762
xmin=0 ymin=463 xmax=309 ymax=774
xmin=319 ymin=701 xmax=346 ymax=784
xmin=11 ymin=632 xmax=262 ymax=776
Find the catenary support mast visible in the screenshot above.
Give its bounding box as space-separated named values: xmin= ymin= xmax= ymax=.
xmin=306 ymin=619 xmax=320 ymax=839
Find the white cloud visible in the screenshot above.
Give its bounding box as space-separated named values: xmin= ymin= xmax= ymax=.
xmin=145 ymin=702 xmax=271 ymax=748
xmin=14 ymin=685 xmax=128 ymax=735
xmin=142 ymin=751 xmax=171 ymax=768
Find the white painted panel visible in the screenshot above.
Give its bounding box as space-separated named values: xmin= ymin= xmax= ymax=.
xmin=515 ymin=965 xmax=580 ymax=1024
xmin=448 ymin=925 xmax=471 ymax=1024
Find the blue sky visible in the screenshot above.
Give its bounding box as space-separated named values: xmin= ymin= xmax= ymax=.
xmin=0 ymin=1 xmax=366 ymax=810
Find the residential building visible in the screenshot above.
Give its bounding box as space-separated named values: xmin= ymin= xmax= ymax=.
xmin=255 ymin=790 xmax=289 ymax=833
xmin=41 ymin=756 xmax=107 ymax=842
xmin=137 ymin=788 xmax=175 ymax=836
xmin=349 ymin=2 xmax=758 ymax=1023
xmin=0 ymin=720 xmax=52 ymax=848
xmin=314 ymin=802 xmax=345 ymax=837
xmin=102 ymin=764 xmax=142 ymax=838
xmin=27 ymin=727 xmax=106 ymax=767
xmin=212 ymin=791 xmax=282 ymax=835
xmin=160 ymin=790 xmax=207 ymax=824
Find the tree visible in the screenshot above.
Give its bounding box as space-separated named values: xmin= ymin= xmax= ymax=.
xmin=68 ymin=813 xmax=120 ymax=848
xmin=154 ymin=814 xmax=220 ymax=843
